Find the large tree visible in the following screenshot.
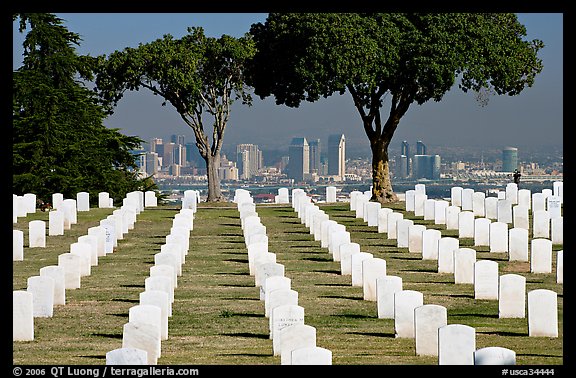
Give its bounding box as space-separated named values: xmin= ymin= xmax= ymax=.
xmin=95 ymin=27 xmax=255 ymax=202
xmin=248 ymin=13 xmax=544 ymax=204
xmin=13 ymin=13 xmax=152 ymax=204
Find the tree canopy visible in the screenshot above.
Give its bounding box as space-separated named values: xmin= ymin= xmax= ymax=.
xmin=95 ymin=27 xmax=256 ymax=201
xmin=248 ymin=13 xmax=544 ymax=203
xmin=13 ymin=13 xmax=154 ymax=205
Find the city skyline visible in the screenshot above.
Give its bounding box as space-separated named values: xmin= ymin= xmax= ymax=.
xmin=12 ymin=12 xmax=563 ymax=152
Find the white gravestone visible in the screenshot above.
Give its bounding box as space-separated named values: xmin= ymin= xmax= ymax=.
xmin=461 ymin=188 xmax=474 ymax=211
xmin=365 ymin=202 xmax=381 ymax=226
xmin=484 ymin=197 xmax=499 ymax=220
xmin=69 ymin=242 xmax=92 ymax=277
xmin=150 ymin=264 xmax=177 ymax=291
xmin=24 ymin=193 xmax=36 ymax=214
xmin=532 ymin=210 xmax=550 ymax=239
xmin=349 ymin=191 xmax=362 ymax=211
xmin=313 ymin=213 xmax=329 ymax=241
xmin=506 ymin=183 xmax=518 ymax=204
xmin=291 ymin=346 xmax=332 ymax=365
xmin=454 ymin=248 xmax=476 ymax=284
xmin=530 ymin=238 xmax=552 ymax=274
xmin=434 ymin=200 xmax=449 ymax=225
xmin=508 ymin=228 xmax=529 ymax=262
xmin=438 ymin=324 xmax=476 ymax=365
xmin=63 ymin=198 xmax=78 ymax=225
xmin=451 ymin=186 xmax=463 ymax=207
xmin=279 ymin=324 xmax=316 ymax=364
xmin=387 ymin=212 xmax=404 ymax=239
xmin=13 ymin=229 xmax=24 ymax=261
xmin=78 ymin=235 xmax=99 ymax=265
xmin=264 ymin=276 xmax=292 ymax=314
xmin=40 ymin=265 xmax=66 ymax=305
xmin=326 ymin=186 xmax=337 ymax=203
xmin=489 ymin=222 xmax=509 ymax=253
xmin=437 ymin=237 xmax=459 ymax=273
xmin=145 ymin=275 xmax=174 ymax=305
xmin=48 ymin=210 xmax=65 ymax=236
xmin=98 ymin=192 xmax=111 ymax=208
xmin=528 ymin=289 xmax=558 ymax=337
xmin=13 ymin=291 xmax=34 ymax=341
xmin=513 ymin=205 xmax=529 ymax=230
xmin=394 ymin=290 xmax=424 ymax=338
xmin=458 ymin=211 xmax=475 ymax=239
xmin=414 ymin=193 xmax=427 ymax=217
xmin=257 ymin=262 xmax=285 ymax=298
xmin=28 ymin=220 xmax=46 ymax=248
xmin=247 ymin=242 xmax=269 ymax=276
xmin=547 ymin=195 xmax=562 ymax=219
xmin=88 ymin=226 xmax=107 ymax=258
xmin=473 ymin=218 xmax=491 ymax=247
xmin=497 ymin=199 xmax=513 ymax=224
xmin=253 ymin=253 xmax=277 ymax=283
xmin=268 ymin=289 xmax=299 ymax=324
xmin=518 ymin=189 xmax=531 ymax=210
xmin=532 ymin=192 xmax=546 ymax=213
xmin=351 ymin=252 xmax=374 ymax=287
xmin=106 ymin=348 xmax=148 ymax=365
xmin=405 ymin=190 xmax=416 ymax=212
xmin=339 ymin=243 xmax=360 ymax=275
xmin=129 ymin=305 xmax=163 ymax=347
xmin=100 ymin=219 xmax=116 ymax=253
xmin=144 ymin=191 xmax=157 ymax=207
xmin=474 ymin=346 xmax=516 ymax=365
xmin=472 ymin=191 xmax=486 ymax=217
xmin=378 ymin=208 xmax=393 ymax=233
xmin=52 ymin=192 xmax=64 ymax=210
xmin=320 ymin=220 xmax=338 ymax=248
xmin=58 ymin=253 xmax=82 ymax=289
xmin=376 ymin=275 xmax=403 ymax=319
xmin=27 ymin=275 xmax=55 ymax=317
xmin=498 ymin=274 xmax=526 ymax=318
xmin=139 ymin=291 xmax=170 ymax=341
xmin=424 ymin=199 xmax=435 ymax=221
xmin=396 ymin=219 xmax=414 ymax=248
xmin=362 ymin=257 xmax=387 ymax=301
xmin=422 ymin=229 xmax=441 ymax=260
xmin=270 ymin=304 xmax=304 ymax=346
xmin=329 ymin=231 xmax=351 ymax=261
xmin=122 ymin=321 xmax=160 ymax=365
xmin=551 ymin=217 xmax=563 ymax=245
xmin=445 ymin=205 xmax=461 ymax=230
xmin=414 ymin=304 xmax=447 ymax=356
xmin=159 ymin=244 xmax=183 ymax=274
xmin=474 ymin=260 xmax=499 ymax=300
xmin=408 ymin=224 xmax=426 ymax=253
xmin=76 ymin=191 xmax=90 ymax=211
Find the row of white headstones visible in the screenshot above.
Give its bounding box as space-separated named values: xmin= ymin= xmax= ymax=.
xmin=12 ymin=189 xmax=201 ymax=365
xmin=234 ymin=188 xmax=333 ymax=365
xmin=262 ymin=183 xmax=560 ymax=365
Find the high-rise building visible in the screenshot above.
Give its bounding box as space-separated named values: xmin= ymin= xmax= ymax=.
xmin=170 ymin=134 xmax=186 ymax=145
xmin=397 ymin=155 xmax=409 ymax=179
xmin=502 ymin=147 xmax=518 ymax=172
xmin=412 ymin=154 xmax=441 ymax=180
xmin=328 ymin=134 xmax=345 ymax=179
xmin=287 ymin=137 xmax=309 ymax=182
xmin=401 ymin=140 xmax=410 ymax=177
xmin=416 ymin=140 xmax=427 ymax=155
xmin=145 ymin=151 xmax=159 ymax=176
xmin=308 ymin=139 xmax=321 ymax=174
xmin=236 ymin=144 xmax=262 ymax=180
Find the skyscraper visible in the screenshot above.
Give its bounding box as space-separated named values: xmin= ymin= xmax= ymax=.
xmin=401 ymin=140 xmax=410 ymax=177
xmin=502 ymin=147 xmax=518 ymax=172
xmin=308 ymin=139 xmax=321 ymax=175
xmin=287 ymin=137 xmax=309 ymax=182
xmin=236 ymin=144 xmax=262 ymax=180
xmin=328 ymin=134 xmax=345 ymax=180
xmin=416 ymin=140 xmax=427 ymax=155
xmin=412 ymin=154 xmax=441 ymax=180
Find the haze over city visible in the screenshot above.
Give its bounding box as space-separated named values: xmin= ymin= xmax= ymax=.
xmin=12 ymin=12 xmax=564 ymax=156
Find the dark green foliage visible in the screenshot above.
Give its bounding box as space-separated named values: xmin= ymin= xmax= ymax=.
xmin=13 ymin=13 xmax=155 ymax=205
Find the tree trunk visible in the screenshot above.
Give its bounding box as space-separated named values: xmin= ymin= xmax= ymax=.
xmin=204 ymin=153 xmax=225 ymax=202
xmin=370 ymin=138 xmax=398 ymax=204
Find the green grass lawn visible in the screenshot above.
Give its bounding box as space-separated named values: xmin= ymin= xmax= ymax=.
xmin=12 ymin=201 xmax=563 ymax=365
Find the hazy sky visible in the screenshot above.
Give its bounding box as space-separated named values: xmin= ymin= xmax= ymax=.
xmin=13 ymin=13 xmax=563 ymax=155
